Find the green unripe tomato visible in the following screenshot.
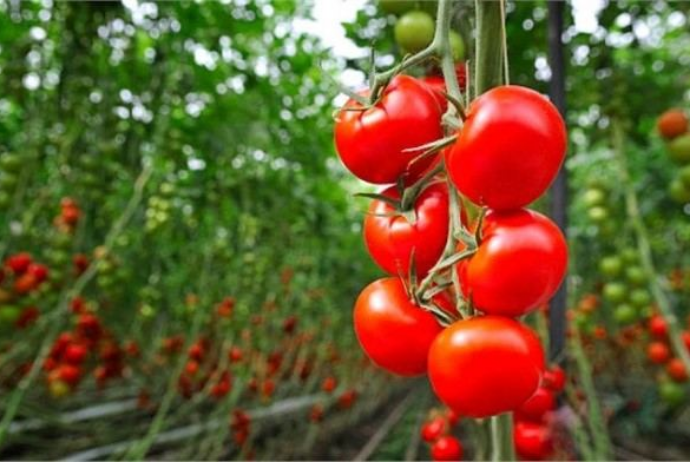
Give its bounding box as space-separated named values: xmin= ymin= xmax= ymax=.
xmin=379 ymin=0 xmax=416 ymax=15
xmin=582 ymin=188 xmax=606 ymax=208
xmin=629 ymin=288 xmax=651 ymax=308
xmin=667 ymin=133 xmax=690 ymax=164
xmin=669 ymin=177 xmax=690 ymax=204
xmin=587 ymin=205 xmax=609 ymax=223
xmin=603 ymin=282 xmax=627 ymax=303
xmin=659 ymin=380 xmax=686 ymax=407
xmin=0 ymin=173 xmax=18 ymax=190
xmin=0 ymin=305 xmax=21 ymax=324
xmin=449 ymin=31 xmax=465 ymax=61
xmin=625 ymin=266 xmax=646 ymax=285
xmin=679 ymin=165 xmax=690 ymax=189
xmin=613 ymin=303 xmax=637 ymax=324
xmin=620 ymin=248 xmax=639 ymax=264
xmin=0 ymin=153 xmax=22 ymax=173
xmin=599 ymin=256 xmax=623 ymax=278
xmin=394 ymin=11 xmax=435 ymax=54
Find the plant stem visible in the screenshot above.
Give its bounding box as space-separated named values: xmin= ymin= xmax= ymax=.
xmin=490 ymin=413 xmax=515 ymax=461
xmin=611 ymin=118 xmax=690 ymax=377
xmin=474 ymin=0 xmax=505 ymax=95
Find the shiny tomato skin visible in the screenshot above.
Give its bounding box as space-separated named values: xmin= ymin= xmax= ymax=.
xmin=446 ymin=85 xmax=566 ymax=210
xmin=542 ymin=366 xmax=566 ymax=392
xmin=515 ymin=387 xmax=556 ymax=423
xmin=459 ymin=209 xmax=567 ymax=317
xmin=334 ymin=75 xmax=443 ymax=184
xmin=354 ymin=277 xmax=444 ymax=376
xmin=431 ymin=435 xmax=463 ymax=461
xmin=364 ymin=182 xmax=449 ymax=277
xmin=514 ymin=421 xmax=555 ymax=461
xmin=649 ymin=315 xmax=668 ymax=339
xmin=647 ymin=342 xmax=671 ymax=364
xmin=421 ymin=417 xmax=447 ymax=443
xmin=428 ymin=316 xmax=545 ymax=418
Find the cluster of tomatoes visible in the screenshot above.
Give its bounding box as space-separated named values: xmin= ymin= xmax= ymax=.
xmin=645 ymin=314 xmax=690 ymax=403
xmin=597 ymin=249 xmax=651 ymax=325
xmin=334 ymin=20 xmax=569 ymax=433
xmin=420 ymin=408 xmax=463 ymax=461
xmin=657 ymin=109 xmax=690 ymax=203
xmin=513 ymin=366 xmax=566 ymax=460
xmin=44 ymin=300 xmax=133 ymax=396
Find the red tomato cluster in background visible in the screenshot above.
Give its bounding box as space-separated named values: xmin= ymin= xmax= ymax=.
xmin=420 ymin=408 xmax=463 ymax=461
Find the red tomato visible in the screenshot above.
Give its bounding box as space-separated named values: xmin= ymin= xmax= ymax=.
xmin=515 ymin=387 xmax=556 ymax=423
xmin=354 ymin=277 xmax=445 ymax=376
xmin=431 ymin=435 xmax=463 ymax=461
xmin=428 ymin=316 xmax=545 ymax=418
xmin=63 ymin=344 xmax=88 ymax=365
xmin=27 ymin=263 xmax=49 ymax=283
xmin=649 ymin=315 xmax=668 ymax=339
xmin=446 ymin=85 xmax=566 ymax=210
xmin=421 ymin=417 xmax=447 ymax=443
xmin=364 ymin=182 xmax=449 ymax=277
xmin=667 ymin=358 xmax=688 ymax=382
xmin=458 ymin=209 xmax=567 ymax=317
xmin=514 ymin=421 xmax=555 ymax=461
xmin=647 ymin=342 xmax=671 ymax=364
xmin=542 ymin=366 xmax=566 ymax=392
xmin=334 ymin=75 xmax=443 ymax=184
xmin=5 ymin=253 xmax=32 ymax=274
xmin=321 ymin=376 xmax=337 ymax=393
xmin=421 ymin=64 xmax=468 ymax=112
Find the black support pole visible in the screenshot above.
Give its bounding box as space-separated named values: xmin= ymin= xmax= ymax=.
xmin=547 ymin=0 xmax=568 ymax=364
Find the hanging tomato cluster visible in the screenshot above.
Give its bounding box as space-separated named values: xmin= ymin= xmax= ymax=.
xmin=420 ymin=408 xmax=463 ymax=461
xmin=657 ymin=108 xmax=690 ymax=204
xmin=334 ymin=51 xmax=569 ymax=425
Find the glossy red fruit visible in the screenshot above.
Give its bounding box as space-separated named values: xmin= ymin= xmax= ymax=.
xmin=421 ymin=417 xmax=447 ymax=443
xmin=63 ymin=344 xmax=88 ymax=365
xmin=647 ymin=342 xmax=671 ymax=364
xmin=27 ymin=263 xmax=49 ymax=283
xmin=649 ymin=315 xmax=668 ymax=339
xmin=354 ymin=277 xmax=445 ymax=376
xmin=364 ymin=182 xmax=449 ymax=277
xmin=428 ymin=316 xmax=545 ymax=418
xmin=515 ymin=387 xmax=556 ymax=423
xmin=5 ymin=253 xmax=32 ymax=274
xmin=458 ymin=209 xmax=567 ymax=317
xmin=431 ymin=435 xmax=463 ymax=461
xmin=667 ymin=358 xmax=688 ymax=382
xmin=542 ymin=366 xmax=566 ymax=392
xmin=514 ymin=421 xmax=555 ymax=461
xmin=334 ymin=75 xmax=443 ymax=184
xmin=322 ymin=376 xmax=337 ymax=393
xmin=446 ymin=85 xmax=566 ymax=210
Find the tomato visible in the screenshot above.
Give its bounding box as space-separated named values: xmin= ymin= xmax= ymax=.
xmin=649 ymin=315 xmax=668 ymax=339
xmin=364 ymin=182 xmax=448 ymax=277
xmin=647 ymin=342 xmax=670 ymax=364
xmin=514 ymin=421 xmax=555 ymax=461
xmin=669 ymin=177 xmax=690 ymax=203
xmin=321 ymin=376 xmax=337 ymax=393
xmin=458 ymin=209 xmax=567 ymax=317
xmin=515 ymin=387 xmax=555 ymax=423
xmin=668 ymin=134 xmax=690 ymax=165
xmin=598 ymin=256 xmax=622 ymax=277
xmin=657 ymin=109 xmax=688 ymax=140
xmin=428 ymin=316 xmax=545 ymax=418
xmin=422 ymin=75 xmax=448 ymax=112
xmin=625 ymin=266 xmax=646 ymax=285
xmin=629 ymin=288 xmax=651 ymax=308
xmin=354 ymin=278 xmax=447 ymax=376
xmin=659 ymin=380 xmax=686 ymax=407
xmin=335 ymin=75 xmax=443 ymax=184
xmin=602 ymin=282 xmax=626 ymax=304
xmin=666 ymin=358 xmax=688 ymax=382
xmin=613 ymin=304 xmax=636 ymax=324
xmin=63 ymin=344 xmax=88 ymax=364
xmin=5 ymin=252 xmax=32 ymax=274
xmin=431 ymin=435 xmax=463 ymax=461
xmin=582 ymin=188 xmax=606 ymax=208
xmin=394 ymin=11 xmax=434 ymax=54
xmin=449 ymin=31 xmax=465 ymax=62
xmin=542 ymin=366 xmax=566 ymax=392
xmin=421 ymin=417 xmax=447 ymax=443
xmin=446 ymin=85 xmax=566 ymax=210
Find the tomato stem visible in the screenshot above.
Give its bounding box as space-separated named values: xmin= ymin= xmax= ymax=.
xmin=490 ymin=413 xmax=516 ymax=461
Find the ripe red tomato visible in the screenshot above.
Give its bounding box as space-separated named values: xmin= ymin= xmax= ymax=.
xmin=515 ymin=387 xmax=556 ymax=423
xmin=514 ymin=421 xmax=555 ymax=461
xmin=647 ymin=342 xmax=671 ymax=364
xmin=421 ymin=417 xmax=447 ymax=443
xmin=421 ymin=65 xmax=468 ymax=112
xmin=364 ymin=182 xmax=448 ymax=277
xmin=458 ymin=209 xmax=567 ymax=317
xmin=667 ymin=358 xmax=688 ymax=382
xmin=5 ymin=252 xmax=32 ymax=274
xmin=657 ymin=109 xmax=688 ymax=140
xmin=430 ymin=435 xmax=463 ymax=461
xmin=321 ymin=376 xmax=337 ymax=393
xmin=649 ymin=315 xmax=668 ymax=339
xmin=334 ymin=75 xmax=443 ymax=184
xmin=428 ymin=316 xmax=545 ymax=418
xmin=446 ymin=85 xmax=566 ymax=210
xmin=354 ymin=277 xmax=445 ymax=376
xmin=63 ymin=344 xmax=88 ymax=365
xmin=27 ymin=263 xmax=49 ymax=283
xmin=542 ymin=366 xmax=566 ymax=392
